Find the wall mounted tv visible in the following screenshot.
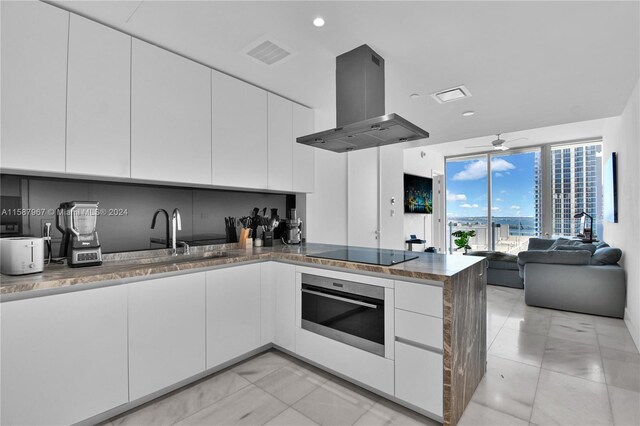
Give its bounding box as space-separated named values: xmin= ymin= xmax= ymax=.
xmin=603 ymin=152 xmax=618 ymax=223
xmin=404 ymin=173 xmax=432 ymax=214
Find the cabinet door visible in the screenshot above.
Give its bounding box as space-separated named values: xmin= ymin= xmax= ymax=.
xmin=0 ymin=1 xmax=68 ymax=172
xmin=131 ymin=39 xmax=211 ymax=185
xmin=212 ymin=70 xmax=267 ymax=189
xmin=273 ymin=262 xmax=296 ymax=351
xmin=66 ymin=15 xmax=131 ymax=178
xmin=348 ymin=148 xmax=380 ymax=248
xmin=268 ymin=93 xmax=293 ymax=191
xmin=395 ymin=341 xmax=443 ymax=417
xmin=1 ymin=286 xmax=128 ymax=425
xmin=128 ymin=273 xmax=206 ymax=400
xmin=292 ymin=104 xmax=315 ymax=193
xmin=206 ymin=264 xmax=262 ymax=368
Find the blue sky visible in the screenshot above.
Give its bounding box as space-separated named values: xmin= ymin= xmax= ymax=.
xmin=446 ymin=152 xmax=537 ymax=218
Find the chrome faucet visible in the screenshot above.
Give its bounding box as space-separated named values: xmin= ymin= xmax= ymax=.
xmin=151 ymin=209 xmax=170 ymax=249
xmin=171 ymin=208 xmax=182 ymax=255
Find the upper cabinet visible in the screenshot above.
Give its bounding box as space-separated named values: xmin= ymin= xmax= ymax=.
xmin=292 ymin=104 xmax=315 ymax=193
xmin=0 ymin=1 xmax=68 ymax=173
xmin=268 ymin=93 xmax=293 ymax=191
xmin=212 ymin=70 xmax=267 ymax=189
xmin=131 ymin=39 xmax=212 ymax=185
xmin=66 ymin=15 xmax=131 ymax=178
xmin=1 ymin=3 xmax=314 ymax=193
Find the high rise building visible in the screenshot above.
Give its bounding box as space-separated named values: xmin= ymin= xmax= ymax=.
xmin=551 ymin=142 xmax=603 ymax=238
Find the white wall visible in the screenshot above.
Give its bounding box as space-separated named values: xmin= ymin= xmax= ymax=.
xmin=305 ymin=106 xmax=348 ymax=245
xmin=379 ymin=145 xmax=404 ymax=250
xmin=603 ymin=77 xmax=640 ymax=351
xmin=403 ymin=146 xmax=445 ymax=250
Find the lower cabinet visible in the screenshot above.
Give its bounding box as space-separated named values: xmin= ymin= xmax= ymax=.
xmin=128 ymin=273 xmax=206 ymax=400
xmin=0 ymin=285 xmax=129 ymax=425
xmin=395 ymin=341 xmax=443 ymax=417
xmin=206 ymin=263 xmax=262 ymax=368
xmin=273 ymin=262 xmax=296 ymax=351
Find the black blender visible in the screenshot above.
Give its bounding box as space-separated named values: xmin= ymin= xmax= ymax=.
xmin=56 ymin=201 xmax=103 ymax=267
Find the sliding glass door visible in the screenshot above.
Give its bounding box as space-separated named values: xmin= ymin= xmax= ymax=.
xmin=446 ymin=149 xmax=541 ymax=254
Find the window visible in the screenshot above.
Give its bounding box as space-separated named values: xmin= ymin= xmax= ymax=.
xmin=446 ymin=140 xmax=603 ymax=252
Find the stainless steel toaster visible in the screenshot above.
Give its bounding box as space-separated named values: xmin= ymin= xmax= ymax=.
xmin=1 ymin=237 xmax=45 ymax=275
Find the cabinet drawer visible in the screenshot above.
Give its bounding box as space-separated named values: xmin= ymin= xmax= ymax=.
xmin=395 ymin=341 xmax=443 ymax=417
xmin=394 ymin=280 xmax=443 ymax=317
xmin=395 ymin=309 xmax=442 ymax=350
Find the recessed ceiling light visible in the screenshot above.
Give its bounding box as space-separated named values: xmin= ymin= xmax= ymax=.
xmin=462 ymin=111 xmax=475 ymax=117
xmin=313 ymin=17 xmax=325 ymax=27
xmin=431 ymin=85 xmax=472 ymax=104
xmin=410 ymin=93 xmax=420 ymax=99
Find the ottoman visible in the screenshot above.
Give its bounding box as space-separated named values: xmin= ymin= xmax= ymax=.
xmin=468 ymin=251 xmax=524 ymax=289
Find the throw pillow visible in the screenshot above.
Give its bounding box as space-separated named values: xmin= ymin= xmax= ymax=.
xmin=595 ymin=241 xmax=610 ymax=249
xmin=591 ymin=247 xmax=622 ymax=265
xmin=555 ymin=244 xmax=596 ymax=255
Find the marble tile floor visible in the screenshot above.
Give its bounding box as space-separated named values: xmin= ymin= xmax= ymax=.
xmin=104 ymin=285 xmax=639 ymax=426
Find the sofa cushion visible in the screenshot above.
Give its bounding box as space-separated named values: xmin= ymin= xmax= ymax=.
xmin=527 ymin=238 xmax=557 ymax=251
xmin=518 ymin=250 xmax=592 ymax=266
xmin=591 ymin=247 xmax=622 ymax=265
xmin=548 ymin=238 xmax=583 ymax=250
xmin=555 ymin=244 xmax=597 ymax=255
xmin=517 ymin=249 xmax=592 ymax=277
xmin=595 ymin=241 xmax=610 ymax=249
xmin=468 ymin=251 xmax=518 ymax=262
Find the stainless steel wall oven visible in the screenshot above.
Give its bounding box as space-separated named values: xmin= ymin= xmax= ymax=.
xmin=301 ymin=273 xmax=385 ymax=356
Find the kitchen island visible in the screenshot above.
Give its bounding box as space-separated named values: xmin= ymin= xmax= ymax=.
xmin=1 ymin=243 xmax=486 ymax=426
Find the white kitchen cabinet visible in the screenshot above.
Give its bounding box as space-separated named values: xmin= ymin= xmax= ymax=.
xmin=395 ymin=341 xmax=443 ymax=417
xmin=296 ymin=328 xmax=395 ymax=394
xmin=206 ymin=263 xmax=262 ymax=368
xmin=66 ymin=15 xmax=131 ymax=178
xmin=273 ymin=262 xmax=296 ymax=351
xmin=1 ymin=286 xmax=128 ymax=425
xmin=212 ymin=70 xmax=267 ymax=189
xmin=268 ymin=93 xmax=293 ymax=191
xmin=131 ymin=39 xmax=211 ymax=185
xmin=292 ymin=104 xmax=315 ymax=193
xmin=348 ymin=148 xmax=380 ymax=248
xmin=0 ymin=1 xmax=68 ymax=172
xmin=395 ymin=309 xmax=443 ymax=350
xmin=394 ymin=280 xmax=443 ymax=318
xmin=260 ymin=263 xmax=275 ymax=345
xmin=128 ymin=273 xmax=206 ymax=400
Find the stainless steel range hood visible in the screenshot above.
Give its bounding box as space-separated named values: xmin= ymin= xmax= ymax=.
xmin=297 ymin=45 xmax=429 ymax=153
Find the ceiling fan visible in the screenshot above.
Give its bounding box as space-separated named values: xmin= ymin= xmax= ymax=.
xmin=465 ymin=134 xmax=528 ymax=151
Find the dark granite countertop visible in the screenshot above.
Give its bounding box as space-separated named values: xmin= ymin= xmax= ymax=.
xmin=0 ymin=243 xmax=484 ymax=297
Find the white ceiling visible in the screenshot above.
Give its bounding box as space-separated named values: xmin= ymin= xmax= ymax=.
xmin=50 ymin=0 xmax=640 ymax=146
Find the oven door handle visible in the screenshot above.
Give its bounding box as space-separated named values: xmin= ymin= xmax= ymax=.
xmin=301 ymin=288 xmax=378 ymax=309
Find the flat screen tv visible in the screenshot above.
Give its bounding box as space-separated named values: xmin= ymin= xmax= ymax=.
xmin=603 ymin=152 xmax=618 ymax=223
xmin=404 ymin=173 xmax=432 ymax=214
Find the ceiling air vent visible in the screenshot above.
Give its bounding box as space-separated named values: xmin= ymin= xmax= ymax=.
xmin=242 ymin=36 xmax=295 ymax=66
xmin=431 ymin=85 xmax=472 ymax=104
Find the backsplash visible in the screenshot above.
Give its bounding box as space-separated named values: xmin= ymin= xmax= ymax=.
xmin=0 ymin=175 xmax=289 ymax=254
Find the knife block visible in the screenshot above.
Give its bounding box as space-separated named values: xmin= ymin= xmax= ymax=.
xmin=238 ymin=228 xmax=250 ymax=248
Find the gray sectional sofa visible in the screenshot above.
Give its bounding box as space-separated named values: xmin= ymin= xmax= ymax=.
xmin=517 ymin=238 xmax=626 ymax=318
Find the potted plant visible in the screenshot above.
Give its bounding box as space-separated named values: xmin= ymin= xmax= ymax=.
xmin=451 ymin=230 xmax=476 ymax=254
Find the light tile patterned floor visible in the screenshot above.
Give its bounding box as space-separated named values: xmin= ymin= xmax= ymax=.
xmin=105 ymin=286 xmax=640 ymax=426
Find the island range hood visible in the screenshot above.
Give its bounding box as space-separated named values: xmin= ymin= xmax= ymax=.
xmin=297 ymin=44 xmax=429 ymax=153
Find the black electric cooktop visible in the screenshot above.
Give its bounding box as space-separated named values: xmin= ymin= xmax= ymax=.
xmin=307 ymin=248 xmax=418 ymax=266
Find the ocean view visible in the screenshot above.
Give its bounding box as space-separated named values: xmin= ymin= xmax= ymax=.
xmin=448 ymin=216 xmax=537 ymax=236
